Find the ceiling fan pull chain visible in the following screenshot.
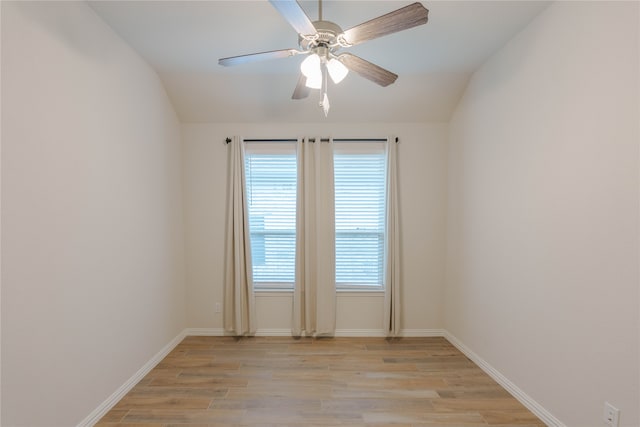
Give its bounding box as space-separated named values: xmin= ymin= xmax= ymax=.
xmin=320 ymin=62 xmax=330 ymax=117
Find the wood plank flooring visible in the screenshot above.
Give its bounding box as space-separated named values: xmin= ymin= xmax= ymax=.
xmin=96 ymin=336 xmax=545 ymax=427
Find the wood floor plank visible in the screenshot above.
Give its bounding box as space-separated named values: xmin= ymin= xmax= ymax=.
xmin=97 ymin=337 xmax=544 ymax=426
xmin=126 ymin=386 xmax=228 ymax=399
xmin=94 ymin=423 xmax=164 ymax=427
xmin=148 ymin=376 xmax=249 ymax=388
xmin=112 ymin=396 xmax=213 ymax=410
xmin=362 ymin=411 xmax=487 ymax=425
xmin=209 ymin=397 xmax=321 ymax=411
xmin=320 ymin=397 xmax=435 ymax=412
xmin=480 ymin=409 xmax=546 ymax=425
xmin=95 ymin=408 xmax=129 ymax=422
xmin=122 ymin=408 xmax=246 ymax=423
xmin=431 ymin=398 xmax=531 ymax=412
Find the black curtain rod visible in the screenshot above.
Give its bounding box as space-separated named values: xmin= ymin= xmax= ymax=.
xmin=225 ymin=138 xmax=296 ymax=144
xmin=225 ymin=137 xmax=398 ymax=144
xmin=318 ymin=138 xmax=391 ymax=143
xmin=243 ymin=138 xmax=298 ymax=142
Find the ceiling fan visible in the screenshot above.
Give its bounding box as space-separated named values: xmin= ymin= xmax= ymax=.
xmin=218 ymin=0 xmax=429 ymax=116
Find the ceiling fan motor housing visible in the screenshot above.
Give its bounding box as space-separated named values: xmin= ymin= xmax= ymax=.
xmin=299 ymin=20 xmax=345 ymax=52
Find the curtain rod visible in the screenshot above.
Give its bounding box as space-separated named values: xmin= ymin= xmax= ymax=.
xmin=225 ymin=137 xmax=398 ymax=144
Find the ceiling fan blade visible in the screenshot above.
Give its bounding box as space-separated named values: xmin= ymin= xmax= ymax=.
xmin=337 ymin=53 xmax=398 ymax=87
xmin=218 ymin=49 xmax=300 ymax=66
xmin=340 ymin=2 xmax=428 ymax=46
xmin=292 ymin=74 xmax=310 ymax=99
xmin=269 ymin=0 xmax=317 ymax=36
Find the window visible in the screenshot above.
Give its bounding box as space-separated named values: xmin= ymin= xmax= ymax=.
xmin=244 ymin=139 xmax=387 ymax=291
xmin=334 ymin=142 xmax=386 ymax=290
xmin=244 ymin=142 xmax=297 ymax=289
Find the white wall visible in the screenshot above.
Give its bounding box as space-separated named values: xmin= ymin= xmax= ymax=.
xmin=1 ymin=2 xmax=186 ymax=426
xmin=183 ymin=122 xmax=447 ymax=334
xmin=446 ymin=2 xmax=639 ymax=426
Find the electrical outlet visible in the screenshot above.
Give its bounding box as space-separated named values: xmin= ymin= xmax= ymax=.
xmin=215 ymin=303 xmax=221 ymax=313
xmin=603 ymin=402 xmax=620 ymax=427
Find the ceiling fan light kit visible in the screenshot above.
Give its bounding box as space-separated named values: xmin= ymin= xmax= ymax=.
xmin=302 ymin=55 xmax=348 ymax=86
xmin=218 ymin=0 xmax=429 ymax=116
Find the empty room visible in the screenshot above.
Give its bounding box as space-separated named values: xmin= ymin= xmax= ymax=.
xmin=1 ymin=1 xmax=638 ymax=426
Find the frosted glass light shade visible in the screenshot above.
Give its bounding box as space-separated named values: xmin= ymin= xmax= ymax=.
xmin=300 ymin=54 xmax=320 ymax=78
xmin=305 ymin=72 xmax=322 ymax=89
xmin=327 ymin=58 xmax=349 ymax=84
xmin=301 ymin=53 xmax=322 ymax=88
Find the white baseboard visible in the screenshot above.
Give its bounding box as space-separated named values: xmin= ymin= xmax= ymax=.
xmin=335 ymin=329 xmax=386 ymax=337
xmin=443 ymin=331 xmax=565 ymax=427
xmin=184 ymin=328 xmax=444 ymax=337
xmin=184 ymin=327 xmax=225 ymax=336
xmin=76 ymin=330 xmax=187 ymax=427
xmin=399 ymin=328 xmax=445 ymax=337
xmin=256 ymin=328 xmax=291 ymax=336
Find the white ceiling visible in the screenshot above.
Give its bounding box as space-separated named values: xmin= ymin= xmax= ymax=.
xmin=89 ymin=0 xmax=550 ymax=123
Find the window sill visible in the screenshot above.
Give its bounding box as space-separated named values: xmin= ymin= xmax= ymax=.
xmin=255 ymin=288 xmax=294 ymax=294
xmin=254 ymin=289 xmax=384 ymax=297
xmin=337 ymin=290 xmax=384 ymax=297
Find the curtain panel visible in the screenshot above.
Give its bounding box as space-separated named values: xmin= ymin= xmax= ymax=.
xmin=383 ymin=137 xmax=401 ymax=336
xmin=223 ymin=136 xmax=256 ymax=336
xmin=292 ymin=137 xmax=337 ymax=337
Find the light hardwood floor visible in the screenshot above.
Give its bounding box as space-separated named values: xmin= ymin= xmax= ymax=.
xmin=96 ymin=336 xmax=545 ymax=427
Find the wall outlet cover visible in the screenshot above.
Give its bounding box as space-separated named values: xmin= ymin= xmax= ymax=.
xmin=603 ymin=402 xmax=620 ymax=427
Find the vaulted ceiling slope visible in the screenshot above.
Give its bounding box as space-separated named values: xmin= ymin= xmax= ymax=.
xmin=89 ymin=1 xmax=550 ymax=123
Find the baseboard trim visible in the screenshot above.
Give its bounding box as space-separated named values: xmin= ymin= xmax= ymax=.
xmin=256 ymin=328 xmax=292 ymax=336
xmin=443 ymin=331 xmax=566 ymax=427
xmin=76 ymin=330 xmax=187 ymax=427
xmin=335 ymin=329 xmax=386 ymax=337
xmin=399 ymin=328 xmax=444 ymax=337
xmin=184 ymin=328 xmax=445 ymax=337
xmin=184 ymin=327 xmax=225 ymax=336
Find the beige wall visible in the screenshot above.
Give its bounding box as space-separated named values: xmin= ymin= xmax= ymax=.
xmin=182 ymin=122 xmax=447 ymax=334
xmin=446 ymin=2 xmax=639 ymax=426
xmin=1 ymin=2 xmax=186 ymax=426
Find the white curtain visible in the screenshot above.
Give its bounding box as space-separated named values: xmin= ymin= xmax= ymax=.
xmin=292 ymin=137 xmax=336 ymax=337
xmin=383 ymin=137 xmax=401 ymax=336
xmin=223 ymin=136 xmax=256 ymax=336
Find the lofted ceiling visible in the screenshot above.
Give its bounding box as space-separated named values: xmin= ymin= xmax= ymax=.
xmin=89 ymin=0 xmax=550 ymax=123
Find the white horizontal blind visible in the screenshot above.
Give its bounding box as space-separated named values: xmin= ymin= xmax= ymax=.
xmin=334 ymin=143 xmax=386 ymax=289
xmin=244 ymin=143 xmax=297 ymax=288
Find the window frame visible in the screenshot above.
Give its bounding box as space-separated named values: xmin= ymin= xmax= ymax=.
xmin=333 ymin=141 xmax=387 ymax=292
xmin=243 ymin=139 xmax=388 ymax=293
xmin=244 ymin=141 xmax=297 ymax=291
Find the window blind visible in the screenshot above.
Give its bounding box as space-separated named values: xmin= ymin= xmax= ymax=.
xmin=334 ymin=145 xmax=386 ymax=289
xmin=244 ymin=146 xmax=297 ymax=287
